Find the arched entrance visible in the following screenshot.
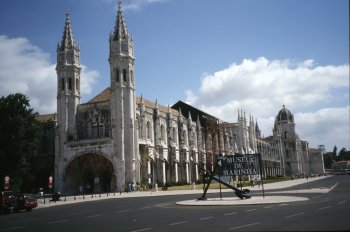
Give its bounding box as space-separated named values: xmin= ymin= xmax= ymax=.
xmin=64 ymin=153 xmax=115 ymax=194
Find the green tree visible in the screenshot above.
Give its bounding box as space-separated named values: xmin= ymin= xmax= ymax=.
xmin=0 ymin=93 xmax=41 ymax=192
xmin=332 ymin=145 xmax=337 ymax=159
xmin=323 ymin=152 xmax=333 ymax=169
xmin=338 ymin=148 xmax=350 ymax=161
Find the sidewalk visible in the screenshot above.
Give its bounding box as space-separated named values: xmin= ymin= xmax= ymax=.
xmin=37 ymin=175 xmax=330 ymax=208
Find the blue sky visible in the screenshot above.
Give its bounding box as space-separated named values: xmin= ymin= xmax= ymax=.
xmin=0 ymin=0 xmax=349 ymax=152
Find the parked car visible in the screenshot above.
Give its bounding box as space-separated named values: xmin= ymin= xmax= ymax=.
xmin=14 ymin=193 xmax=38 ymax=212
xmin=0 ymin=191 xmax=15 ymax=214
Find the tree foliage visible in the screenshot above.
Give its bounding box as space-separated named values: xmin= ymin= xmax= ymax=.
xmin=0 ymin=93 xmax=41 ymax=192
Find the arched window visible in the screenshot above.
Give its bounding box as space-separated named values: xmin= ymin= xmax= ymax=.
xmin=76 ymin=78 xmax=79 ymax=90
xmin=61 ymin=78 xmax=65 ymax=91
xmin=68 ymin=78 xmax=72 ymax=90
xmin=123 ymin=69 xmax=127 ymax=82
xmin=130 ymin=70 xmax=134 ymax=84
xmin=116 ymin=69 xmax=120 ymax=82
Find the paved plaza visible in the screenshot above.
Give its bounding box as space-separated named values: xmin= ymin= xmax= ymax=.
xmin=37 ymin=176 xmax=330 ymax=208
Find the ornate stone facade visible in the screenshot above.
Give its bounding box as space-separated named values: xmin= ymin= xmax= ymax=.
xmin=52 ymin=2 xmax=324 ymax=194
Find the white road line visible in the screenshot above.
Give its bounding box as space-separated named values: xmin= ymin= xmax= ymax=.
xmin=0 ymin=226 xmax=26 ymax=231
xmin=229 ymin=222 xmax=261 ymax=230
xmin=86 ymin=214 xmax=102 ymax=218
xmin=330 ymin=182 xmax=339 ymax=191
xmin=285 ymin=212 xmax=305 ymax=218
xmin=338 ymin=200 xmax=346 ymax=205
xmin=279 ymin=203 xmax=288 ymax=206
xmin=130 ymin=228 xmax=152 ymax=232
xmin=224 ymin=212 xmax=237 ymax=216
xmin=48 ymin=219 xmax=68 ymax=224
xmin=169 ymin=221 xmax=187 ymax=226
xmin=264 ymin=206 xmax=273 ymax=208
xmin=245 ymin=209 xmax=256 ymax=212
xmin=118 ymin=209 xmax=131 ymax=213
xmin=198 ymin=216 xmax=214 ymax=221
xmin=319 ymin=205 xmax=331 ymax=210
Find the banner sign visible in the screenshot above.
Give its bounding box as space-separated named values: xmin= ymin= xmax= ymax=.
xmin=4 ymin=176 xmax=10 ymax=190
xmin=217 ymin=154 xmax=262 ymax=176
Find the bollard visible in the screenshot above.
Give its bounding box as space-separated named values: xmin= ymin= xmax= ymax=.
xmin=65 ymin=196 xmax=66 ymax=202
xmin=74 ymin=196 xmax=76 ymax=200
xmin=83 ymin=194 xmax=85 ymax=199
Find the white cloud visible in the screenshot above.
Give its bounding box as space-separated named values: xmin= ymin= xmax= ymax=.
xmin=0 ymin=35 xmax=99 ymax=115
xmin=186 ymin=57 xmax=350 ymax=150
xmin=123 ymin=0 xmax=169 ymax=11
xmin=295 ymin=107 xmax=350 ymax=151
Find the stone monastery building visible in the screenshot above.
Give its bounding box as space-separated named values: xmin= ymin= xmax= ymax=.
xmin=53 ymin=1 xmax=324 ymax=194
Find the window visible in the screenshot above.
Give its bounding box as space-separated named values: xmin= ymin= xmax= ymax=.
xmin=61 ymin=78 xmax=65 ymax=91
xmin=76 ymin=78 xmax=79 ymax=90
xmin=116 ymin=69 xmax=119 ymax=82
xmin=99 ymin=125 xmax=105 ymax=138
xmin=123 ymin=69 xmax=127 ymax=82
xmin=130 ymin=70 xmax=133 ymax=84
xmin=69 ymin=78 xmax=72 ymax=90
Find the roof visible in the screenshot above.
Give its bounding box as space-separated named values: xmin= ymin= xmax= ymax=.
xmin=87 ymin=87 xmax=111 ymax=103
xmin=276 ymin=105 xmax=294 ymax=123
xmin=36 ymin=113 xmax=57 ymax=122
xmin=171 ymin=100 xmax=224 ymax=126
xmin=86 ymin=87 xmax=179 ymax=116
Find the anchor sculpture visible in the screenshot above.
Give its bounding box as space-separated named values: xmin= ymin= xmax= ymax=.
xmin=198 ymin=156 xmax=252 ymax=200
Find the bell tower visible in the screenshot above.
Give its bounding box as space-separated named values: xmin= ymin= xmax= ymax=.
xmin=109 ymin=0 xmax=137 ymax=191
xmin=55 ymin=11 xmax=81 ymax=192
xmin=56 ymin=11 xmax=81 ymax=142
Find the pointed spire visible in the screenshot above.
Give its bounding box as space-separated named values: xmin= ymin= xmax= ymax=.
xmin=59 ymin=11 xmax=76 ymax=51
xmin=188 ymin=111 xmax=192 ymax=121
xmin=196 ymin=114 xmax=201 ymax=126
xmin=112 ymin=0 xmax=129 ymax=41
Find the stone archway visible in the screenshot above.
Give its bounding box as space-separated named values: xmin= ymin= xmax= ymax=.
xmin=64 ymin=153 xmax=115 ymax=194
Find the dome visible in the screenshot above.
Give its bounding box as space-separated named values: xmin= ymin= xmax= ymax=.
xmin=276 ymin=105 xmax=294 ymax=123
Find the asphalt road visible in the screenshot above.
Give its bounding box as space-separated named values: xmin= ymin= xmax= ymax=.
xmin=1 ymin=175 xmax=349 ymax=231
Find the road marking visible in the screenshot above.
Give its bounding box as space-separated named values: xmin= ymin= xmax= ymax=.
xmin=264 ymin=206 xmax=273 ymax=208
xmin=330 ymin=182 xmax=339 ymax=191
xmin=0 ymin=226 xmax=26 ymax=231
xmin=279 ymin=203 xmax=288 ymax=206
xmin=285 ymin=212 xmax=305 ymax=218
xmin=338 ymin=200 xmax=346 ymax=205
xmin=229 ymin=222 xmax=261 ymax=230
xmin=224 ymin=212 xmax=237 ymax=216
xmin=169 ymin=221 xmax=187 ymax=226
xmin=319 ymin=206 xmax=331 ymax=210
xmin=245 ymin=209 xmax=256 ymax=212
xmin=198 ymin=216 xmax=214 ymax=221
xmin=118 ymin=209 xmax=131 ymax=213
xmin=86 ymin=214 xmax=102 ymax=218
xmin=48 ymin=219 xmax=68 ymax=224
xmin=130 ymin=228 xmax=152 ymax=232
xmin=140 ymin=206 xmax=152 ymax=209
